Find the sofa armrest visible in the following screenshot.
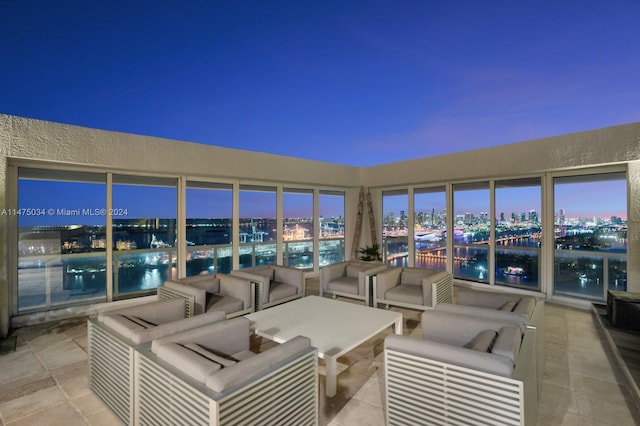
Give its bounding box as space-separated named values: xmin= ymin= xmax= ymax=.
xmin=385 ymin=334 xmax=514 ymax=376
xmin=231 ymin=270 xmax=271 ymax=304
xmin=375 ymin=268 xmax=402 ymax=298
xmin=359 ymin=264 xmax=387 ymax=296
xmin=421 ymin=280 xmax=433 ymax=307
xmin=163 ymin=281 xmax=207 ymax=315
xmin=205 ymin=336 xmax=312 ymax=393
xmin=219 ymin=274 xmax=254 ymax=310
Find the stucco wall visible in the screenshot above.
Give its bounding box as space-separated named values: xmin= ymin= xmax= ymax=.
xmin=628 ymin=161 xmax=640 ymax=294
xmin=361 ymin=123 xmax=640 ymax=187
xmin=1 ymin=115 xmax=360 ymax=186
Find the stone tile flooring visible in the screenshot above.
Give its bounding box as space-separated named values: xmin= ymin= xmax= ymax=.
xmin=1 ymin=283 xmax=640 ymax=425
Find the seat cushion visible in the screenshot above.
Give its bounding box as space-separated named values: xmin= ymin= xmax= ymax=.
xmin=206 ymin=294 xmax=244 ymax=315
xmin=327 ymin=276 xmax=359 ymax=294
xmin=268 ymin=282 xmax=298 ymax=302
xmin=385 ymin=284 xmax=423 ymax=305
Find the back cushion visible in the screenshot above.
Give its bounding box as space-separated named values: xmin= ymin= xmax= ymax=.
xmin=274 ymin=266 xmax=301 ymax=287
xmin=491 ymin=326 xmax=522 ymax=362
xmin=181 ymin=275 xmax=220 ymax=294
xmin=513 ymin=297 xmax=536 ymax=318
xmin=248 ymin=267 xmax=274 ymax=281
xmin=400 ymin=269 xmax=434 ymax=285
xmin=346 ymin=264 xmax=366 ymax=278
xmin=463 ymin=329 xmax=498 ymax=353
xmin=499 ymin=300 xmax=518 ymax=312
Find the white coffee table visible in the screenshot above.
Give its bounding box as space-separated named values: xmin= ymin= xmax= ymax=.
xmin=245 ymin=295 xmax=403 ymax=397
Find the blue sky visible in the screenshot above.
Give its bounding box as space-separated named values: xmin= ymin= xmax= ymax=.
xmin=2 ymin=0 xmax=639 ymax=167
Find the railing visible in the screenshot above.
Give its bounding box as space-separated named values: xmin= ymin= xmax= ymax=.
xmin=554 ymin=249 xmax=627 ymax=300
xmin=18 ymin=251 xmax=108 ymax=314
xmin=18 ymin=237 xmax=347 ymax=313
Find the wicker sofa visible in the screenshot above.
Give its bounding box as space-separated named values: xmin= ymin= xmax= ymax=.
xmin=319 ymin=260 xmax=387 ymax=306
xmin=88 ymin=298 xmax=226 ymax=424
xmin=231 ymin=264 xmax=305 ymax=310
xmin=135 ymin=317 xmax=319 ymax=425
xmin=385 ymin=310 xmax=538 ymax=425
xmin=372 ymin=267 xmax=453 ymax=310
xmin=159 ymin=273 xmax=256 ymax=318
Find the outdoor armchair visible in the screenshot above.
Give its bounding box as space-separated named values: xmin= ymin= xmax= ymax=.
xmin=135 ymin=317 xmax=318 ymax=425
xmin=437 ymin=285 xmax=545 ymax=395
xmin=319 ymin=260 xmax=387 ymax=306
xmin=372 ymin=266 xmax=452 ymax=310
xmin=159 ymin=273 xmax=256 ymax=318
xmin=231 ymin=264 xmax=305 ymax=310
xmin=385 ymin=310 xmax=538 ymax=425
xmin=88 ymin=298 xmax=226 ymax=424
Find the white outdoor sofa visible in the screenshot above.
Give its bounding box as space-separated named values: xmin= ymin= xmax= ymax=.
xmin=159 ymin=273 xmax=256 ymax=318
xmin=319 ymin=260 xmax=387 ymax=306
xmin=385 ymin=310 xmax=538 ymax=425
xmin=372 ymin=267 xmax=453 ymax=310
xmin=135 ymin=317 xmax=319 ymax=425
xmin=231 ymin=264 xmax=305 ymax=311
xmin=438 ymin=285 xmax=546 ymax=394
xmin=87 ymin=298 xmax=226 ymax=425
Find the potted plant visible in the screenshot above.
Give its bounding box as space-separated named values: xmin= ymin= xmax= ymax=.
xmin=358 ymin=243 xmax=382 ymax=262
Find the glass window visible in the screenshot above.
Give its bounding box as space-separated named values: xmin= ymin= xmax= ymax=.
xmin=495 ymin=178 xmax=542 ymax=290
xmin=553 ymin=173 xmax=627 ymax=299
xmin=186 ymin=182 xmax=233 ymax=276
xmin=414 ymin=186 xmax=447 ymax=272
xmin=112 ymin=175 xmax=177 ymax=298
xmin=319 ymin=190 xmax=345 ymax=266
xmin=239 ymin=185 xmax=276 ymax=268
xmin=17 ymin=169 xmax=107 ymax=313
xmin=283 ymin=188 xmax=313 ymax=270
xmin=382 ymin=190 xmax=408 ymax=266
xmin=453 ymin=182 xmax=490 ymax=283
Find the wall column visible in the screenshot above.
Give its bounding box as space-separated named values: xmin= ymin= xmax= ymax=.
xmin=627 ymin=161 xmax=640 ymax=293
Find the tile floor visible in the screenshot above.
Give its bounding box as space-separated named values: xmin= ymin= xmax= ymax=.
xmin=1 ymin=280 xmax=640 ymax=425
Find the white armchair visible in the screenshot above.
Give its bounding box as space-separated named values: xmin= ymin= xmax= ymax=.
xmin=88 ymin=298 xmax=226 ymax=424
xmin=231 ymin=264 xmax=305 ymax=310
xmin=385 ymin=310 xmax=538 ymax=425
xmin=159 ymin=273 xmax=256 ymax=318
xmin=135 ymin=317 xmax=318 ymax=425
xmin=372 ymin=266 xmax=452 ymax=310
xmin=320 ymin=260 xmax=387 ymax=306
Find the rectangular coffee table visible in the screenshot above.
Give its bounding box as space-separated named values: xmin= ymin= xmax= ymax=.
xmin=245 ymin=295 xmax=403 ymax=397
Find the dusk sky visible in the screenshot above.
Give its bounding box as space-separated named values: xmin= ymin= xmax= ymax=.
xmin=4 ymin=1 xmax=635 ymax=220
xmin=2 ymin=1 xmax=639 ymax=167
